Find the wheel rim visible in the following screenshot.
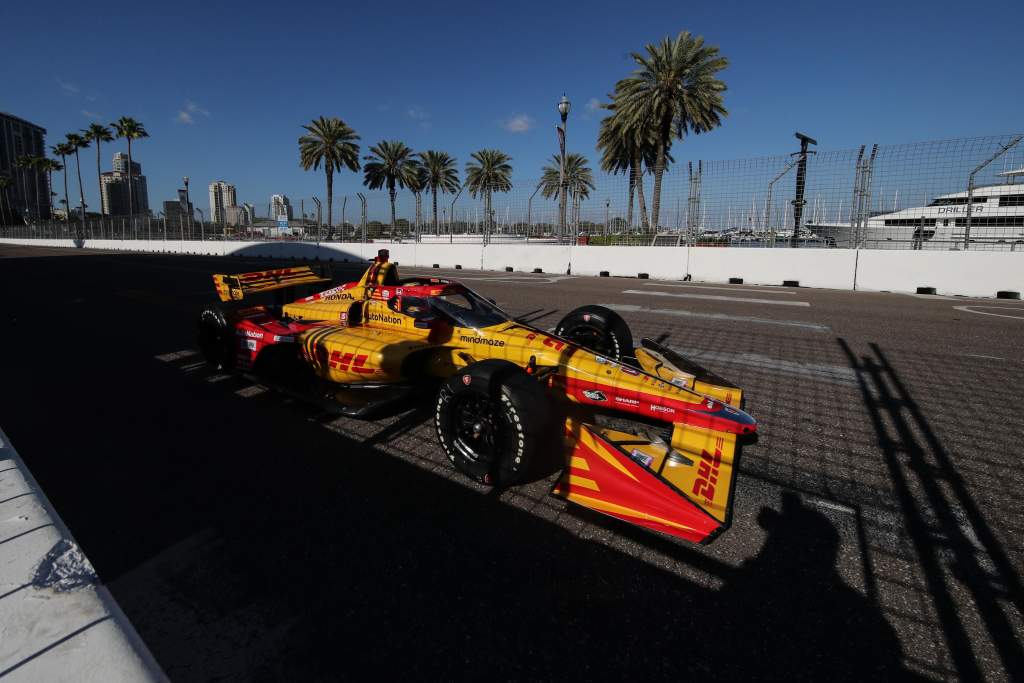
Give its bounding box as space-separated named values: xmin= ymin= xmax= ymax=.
xmin=563 ymin=323 xmax=618 ymax=358
xmin=451 ymin=394 xmax=502 ymax=464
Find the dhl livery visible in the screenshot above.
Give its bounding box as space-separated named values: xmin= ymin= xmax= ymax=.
xmin=197 ymin=250 xmax=757 ymax=544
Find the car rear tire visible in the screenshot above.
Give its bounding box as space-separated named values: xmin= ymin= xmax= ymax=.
xmin=197 ymin=305 xmax=236 ymax=371
xmin=554 ymin=305 xmax=633 ymax=361
xmin=435 ymin=359 xmax=550 ymax=487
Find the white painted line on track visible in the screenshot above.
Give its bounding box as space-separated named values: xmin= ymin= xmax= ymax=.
xmin=235 ymin=385 xmax=268 ymax=398
xmin=953 ymin=305 xmax=1024 ymax=320
xmin=154 ymin=350 xmax=198 ymax=362
xmin=601 ymin=303 xmax=829 ymax=332
xmin=964 ymin=353 xmax=1007 ymax=361
xmin=673 ymin=346 xmax=858 ymax=385
xmin=808 ymin=498 xmax=857 ymax=515
xmin=623 ymin=289 xmax=811 ymax=307
xmin=641 ymin=282 xmax=797 ymax=295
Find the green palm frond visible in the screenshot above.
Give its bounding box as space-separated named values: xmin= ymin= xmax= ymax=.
xmin=83 ymin=123 xmax=114 ymax=144
xmin=539 ymin=153 xmax=595 ymax=200
xmin=299 ymin=116 xmax=361 ymax=174
xmin=464 ymin=149 xmax=513 ymax=198
xmin=362 ymin=140 xmax=419 ymax=191
xmin=111 ymin=117 xmax=149 ymax=141
xmin=417 ymin=150 xmax=460 ymax=195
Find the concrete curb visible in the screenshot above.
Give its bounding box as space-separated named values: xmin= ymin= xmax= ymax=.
xmin=0 ymin=426 xmax=167 ymax=682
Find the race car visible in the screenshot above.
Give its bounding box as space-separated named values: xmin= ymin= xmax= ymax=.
xmin=197 ymin=250 xmax=757 ymax=544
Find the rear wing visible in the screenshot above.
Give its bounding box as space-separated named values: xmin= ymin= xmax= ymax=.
xmin=212 ymin=265 xmax=332 ymax=302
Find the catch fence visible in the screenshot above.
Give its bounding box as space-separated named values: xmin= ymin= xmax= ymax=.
xmin=4 ymin=134 xmax=1023 ymax=251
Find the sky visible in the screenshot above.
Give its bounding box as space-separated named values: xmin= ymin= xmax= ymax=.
xmin=3 ymin=0 xmax=1022 ymax=222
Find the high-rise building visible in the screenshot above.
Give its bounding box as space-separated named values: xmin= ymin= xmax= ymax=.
xmin=100 ymin=152 xmax=149 ymax=216
xmin=209 ymin=181 xmax=237 ymax=225
xmin=163 ymin=199 xmax=193 ymax=223
xmin=0 ymin=112 xmax=48 ymax=222
xmin=271 ymin=194 xmax=293 ymax=220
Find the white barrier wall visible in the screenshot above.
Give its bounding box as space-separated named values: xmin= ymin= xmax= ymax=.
xmin=2 ymin=238 xmax=1020 ymax=298
xmin=687 ymin=247 xmax=860 ymax=290
xmin=854 ymin=250 xmax=1024 ymax=297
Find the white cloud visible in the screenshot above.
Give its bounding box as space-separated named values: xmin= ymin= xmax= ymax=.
xmin=501 ymin=113 xmax=534 ymax=133
xmin=407 ymin=106 xmax=429 ymax=121
xmin=58 ymin=79 xmax=80 ymax=95
xmin=586 ymin=97 xmax=602 ymax=112
xmin=176 ymin=100 xmax=210 ymax=125
xmin=81 ymin=110 xmax=102 ymax=119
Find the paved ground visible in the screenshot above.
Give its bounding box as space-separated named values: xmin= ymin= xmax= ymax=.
xmin=1 ymin=243 xmax=1022 ymax=681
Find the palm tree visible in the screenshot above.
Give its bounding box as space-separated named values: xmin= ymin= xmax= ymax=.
xmin=111 ymin=117 xmax=149 ymax=218
xmin=83 ymin=123 xmax=114 ymax=214
xmin=51 ymin=143 xmax=73 ymax=222
xmin=14 ymin=155 xmax=37 ymax=220
xmin=410 ymin=160 xmax=426 ymax=234
xmin=417 ymin=150 xmax=459 ymax=232
xmin=465 ymin=150 xmax=513 ymax=234
xmin=362 ymin=140 xmax=419 ymax=231
xmin=614 ymin=31 xmax=728 ymax=229
xmin=299 ymin=116 xmax=360 ymax=235
xmin=540 ymin=153 xmax=595 ymax=231
xmin=65 ymin=133 xmax=89 ymax=223
xmin=38 ymin=158 xmax=63 ymax=219
xmin=0 ymin=174 xmax=13 ymax=226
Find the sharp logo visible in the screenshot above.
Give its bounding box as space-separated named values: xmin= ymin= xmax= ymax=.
xmin=582 ymin=389 xmax=607 ymax=401
xmin=614 ymin=396 xmax=639 ymax=406
xmin=367 ymin=312 xmax=403 ymax=325
xmin=692 ymin=448 xmax=723 ymax=505
xmin=329 ymin=351 xmax=375 ymax=374
xmin=459 ymin=335 xmax=505 ymax=347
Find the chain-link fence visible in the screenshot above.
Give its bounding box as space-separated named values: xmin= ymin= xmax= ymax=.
xmin=4 ymin=134 xmax=1023 ymax=250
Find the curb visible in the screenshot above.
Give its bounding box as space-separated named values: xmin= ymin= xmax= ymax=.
xmin=0 ymin=426 xmax=167 ymax=682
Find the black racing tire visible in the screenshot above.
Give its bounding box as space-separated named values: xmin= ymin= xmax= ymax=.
xmin=197 ymin=304 xmax=236 ymax=371
xmin=435 ymin=359 xmax=550 ymax=487
xmin=554 ymin=305 xmax=633 ymax=361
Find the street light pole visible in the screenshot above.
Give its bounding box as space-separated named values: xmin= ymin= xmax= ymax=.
xmin=557 ymin=94 xmax=570 ymax=243
xmin=183 ymin=176 xmax=191 ymax=240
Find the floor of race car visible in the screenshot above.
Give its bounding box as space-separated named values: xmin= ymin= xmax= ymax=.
xmin=1 ymin=244 xmax=1022 ymax=681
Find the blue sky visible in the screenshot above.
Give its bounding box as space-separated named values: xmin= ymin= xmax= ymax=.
xmin=3 ymin=0 xmax=1021 ymax=221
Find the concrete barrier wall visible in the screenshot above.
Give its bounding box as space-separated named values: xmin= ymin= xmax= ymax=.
xmin=687 ymin=247 xmax=860 ymax=290
xmin=2 ymin=238 xmax=1020 ymax=298
xmin=854 ymin=250 xmax=1024 ymax=297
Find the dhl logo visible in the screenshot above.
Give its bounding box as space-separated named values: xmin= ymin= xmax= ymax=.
xmin=691 ymin=447 xmax=723 ymax=505
xmin=328 ymin=351 xmax=375 ymax=374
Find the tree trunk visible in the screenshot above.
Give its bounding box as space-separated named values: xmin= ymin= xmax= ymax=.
xmin=46 ymin=170 xmax=54 ymax=218
xmin=626 ymin=172 xmax=635 ymax=229
xmin=633 ymin=151 xmax=650 ymax=230
xmin=33 ymin=166 xmax=41 ymax=219
xmin=74 ymin=149 xmax=86 ymax=225
xmin=326 ymin=166 xmax=333 ymax=228
xmin=415 ymin=192 xmax=422 ymax=235
xmin=389 ymin=183 xmax=396 ymax=231
xmin=61 ymin=157 xmax=70 ymax=223
xmin=95 ymin=141 xmax=103 ymax=214
xmin=432 ymin=187 xmax=438 ymax=232
xmin=650 ymin=119 xmax=670 ymax=231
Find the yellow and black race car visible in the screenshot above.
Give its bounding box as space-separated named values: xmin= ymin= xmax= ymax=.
xmin=198 ymin=250 xmax=757 ymax=544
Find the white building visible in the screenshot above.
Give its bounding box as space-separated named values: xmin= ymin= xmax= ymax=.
xmin=209 ymin=181 xmax=237 ymax=224
xmin=271 ymin=194 xmax=293 ymax=220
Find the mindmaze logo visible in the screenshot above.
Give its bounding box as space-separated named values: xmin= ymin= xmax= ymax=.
xmin=459 ymin=335 xmax=505 ymax=347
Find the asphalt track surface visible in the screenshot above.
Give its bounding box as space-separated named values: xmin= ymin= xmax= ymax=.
xmin=1 ymin=243 xmax=1022 ymax=681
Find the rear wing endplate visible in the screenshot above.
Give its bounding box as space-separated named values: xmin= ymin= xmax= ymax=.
xmin=212 ymin=265 xmax=332 ymax=302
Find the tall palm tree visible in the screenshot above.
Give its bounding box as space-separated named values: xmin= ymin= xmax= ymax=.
xmin=362 ymin=140 xmax=419 ymax=230
xmin=83 ymin=123 xmax=114 ymax=214
xmin=614 ymin=31 xmax=728 ymax=229
xmin=417 ymin=150 xmax=459 ymax=232
xmin=409 ymin=160 xmax=426 ymax=234
xmin=111 ymin=117 xmax=149 ymax=218
xmin=0 ymin=174 xmax=13 ymax=226
xmin=51 ymin=143 xmax=73 ymax=222
xmin=38 ymin=158 xmax=63 ymax=219
xmin=14 ymin=155 xmax=37 ymax=220
xmin=65 ymin=133 xmax=89 ymax=223
xmin=465 ymin=150 xmax=513 ymax=233
xmin=299 ymin=116 xmax=360 ymax=234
